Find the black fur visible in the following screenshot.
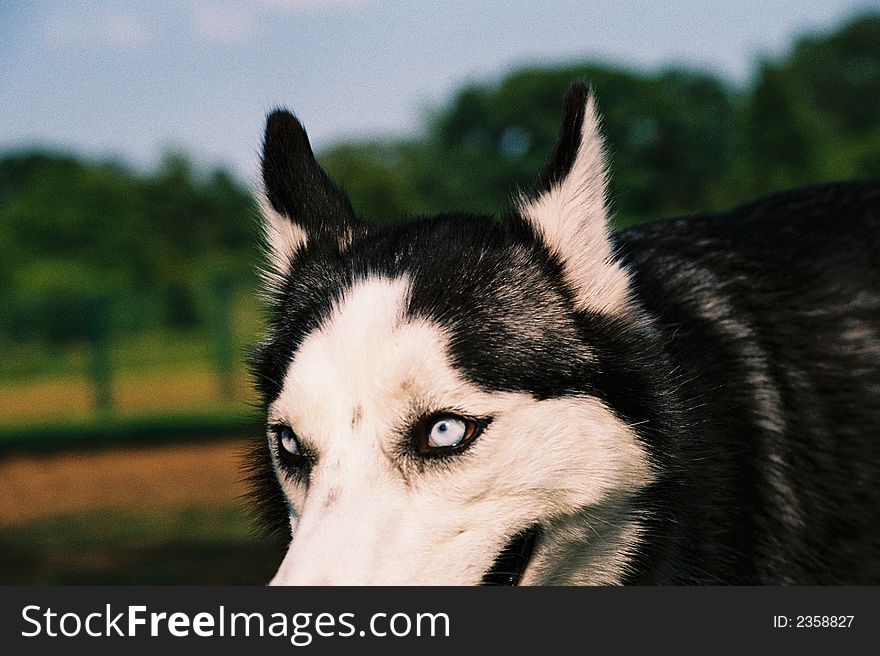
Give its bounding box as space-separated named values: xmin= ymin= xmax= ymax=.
xmin=262 ymin=109 xmax=362 ymax=247
xmin=248 ymin=87 xmax=880 ymax=584
xmin=535 ymin=81 xmax=592 ymax=195
xmin=618 ymin=182 xmax=880 ymax=583
xmin=506 ymin=80 xmax=593 ymax=240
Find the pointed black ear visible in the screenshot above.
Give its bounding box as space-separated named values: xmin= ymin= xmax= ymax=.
xmin=535 ymin=81 xmax=593 ymax=195
xmin=517 ymin=81 xmax=631 ymax=315
xmin=260 ymin=109 xmax=359 ymax=273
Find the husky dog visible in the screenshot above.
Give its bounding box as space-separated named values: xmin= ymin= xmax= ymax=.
xmin=248 ymin=82 xmax=880 ymax=585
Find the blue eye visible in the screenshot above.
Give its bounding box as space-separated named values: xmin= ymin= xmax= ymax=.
xmin=425 ymin=415 xmax=479 ymax=451
xmin=428 ymin=417 xmax=467 ymax=447
xmin=275 ymin=425 xmax=301 ymax=456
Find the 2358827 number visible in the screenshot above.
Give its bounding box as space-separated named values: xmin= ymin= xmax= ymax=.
xmin=796 ymin=615 xmax=854 ymax=628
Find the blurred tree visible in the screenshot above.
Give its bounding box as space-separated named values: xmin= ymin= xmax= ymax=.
xmin=736 ymin=62 xmax=835 ymax=195
xmin=785 ymin=14 xmax=880 ymax=136
xmin=322 ymin=64 xmax=736 ymax=225
xmin=0 ymin=151 xmax=257 ymax=344
xmin=739 ymin=14 xmax=880 ymax=193
xmin=320 ymin=14 xmax=879 ymax=227
xmin=321 ymin=142 xmax=434 ymax=222
xmin=1 ymin=12 xmax=877 ymax=353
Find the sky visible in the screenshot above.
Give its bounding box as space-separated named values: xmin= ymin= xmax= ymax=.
xmin=2 ymin=0 xmax=878 ymax=183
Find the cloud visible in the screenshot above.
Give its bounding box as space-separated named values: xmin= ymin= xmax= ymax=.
xmin=189 ymin=0 xmax=374 ymax=45
xmin=44 ymin=10 xmax=153 ymax=50
xmin=191 ymin=4 xmax=259 ymax=44
xmin=256 ymin=0 xmax=374 ymax=12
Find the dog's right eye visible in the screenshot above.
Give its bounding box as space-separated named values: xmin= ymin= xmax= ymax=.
xmin=278 ymin=426 xmax=300 ymax=455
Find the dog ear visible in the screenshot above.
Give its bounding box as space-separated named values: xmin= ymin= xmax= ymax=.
xmin=517 ymin=82 xmax=631 ymax=315
xmin=259 ymin=109 xmax=359 ymax=273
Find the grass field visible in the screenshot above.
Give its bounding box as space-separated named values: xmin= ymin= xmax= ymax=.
xmin=0 ymin=366 xmax=256 ymax=425
xmin=0 ymin=437 xmax=284 ymax=584
xmin=0 ymin=309 xmax=284 ymax=584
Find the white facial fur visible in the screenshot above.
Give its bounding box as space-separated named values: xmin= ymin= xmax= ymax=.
xmin=267 ymin=275 xmax=653 ymax=585
xmin=258 ymin=190 xmax=308 ymax=282
xmin=518 ymin=94 xmax=631 ymax=316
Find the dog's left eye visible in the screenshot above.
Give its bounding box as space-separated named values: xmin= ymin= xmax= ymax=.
xmin=422 ymin=415 xmax=480 ymax=453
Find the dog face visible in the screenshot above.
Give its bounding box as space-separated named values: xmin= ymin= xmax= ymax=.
xmin=251 ymin=83 xmax=658 ymax=585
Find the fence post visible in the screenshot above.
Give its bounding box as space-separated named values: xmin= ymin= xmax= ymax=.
xmin=86 ymin=293 xmax=113 ymax=415
xmin=209 ymin=277 xmax=235 ymax=402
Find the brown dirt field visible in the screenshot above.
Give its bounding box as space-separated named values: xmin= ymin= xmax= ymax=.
xmin=0 ymin=437 xmax=254 ymax=524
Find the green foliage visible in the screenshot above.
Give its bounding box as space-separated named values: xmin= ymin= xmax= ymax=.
xmin=2 ymin=13 xmax=878 ymax=358
xmin=739 ymin=13 xmax=880 ymax=192
xmin=0 ymin=408 xmax=257 ymax=452
xmin=322 ymin=64 xmax=739 ymax=224
xmin=0 ymin=150 xmax=258 ymax=346
xmin=323 ymin=13 xmax=879 ymax=227
xmin=0 ymin=505 xmax=279 ymax=584
xmin=319 ymin=141 xmax=438 ymax=222
xmin=427 ymin=65 xmax=736 ymax=222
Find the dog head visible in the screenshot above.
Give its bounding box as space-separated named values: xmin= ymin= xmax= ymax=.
xmin=250 ymin=82 xmax=660 ymax=585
